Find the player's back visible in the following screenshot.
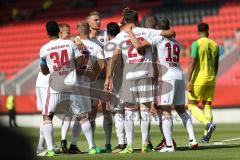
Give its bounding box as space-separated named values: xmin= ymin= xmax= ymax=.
xmin=191 ymin=37 xmax=218 ymax=85
xmin=41 ymin=39 xmax=78 ymax=72
xmin=115 ymin=27 xmax=158 ymax=80
xmin=153 ymin=36 xmax=183 ymax=81
xmin=40 ymin=39 xmax=81 ymax=93
xmin=76 ymin=37 xmax=104 ymax=66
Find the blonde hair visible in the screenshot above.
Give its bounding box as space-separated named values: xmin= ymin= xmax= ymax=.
xmin=87 ymin=11 xmax=100 ymax=19
xmin=77 ymin=21 xmax=90 ymax=35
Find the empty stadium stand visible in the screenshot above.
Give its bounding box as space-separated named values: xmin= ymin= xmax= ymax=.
xmin=0 ymin=0 xmax=240 ymax=113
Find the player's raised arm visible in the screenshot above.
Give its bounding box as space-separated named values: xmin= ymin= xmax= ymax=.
xmin=160 ymin=29 xmax=176 ymax=38
xmin=125 ymin=27 xmax=151 ymax=50
xmin=72 ymin=42 xmax=86 ymax=70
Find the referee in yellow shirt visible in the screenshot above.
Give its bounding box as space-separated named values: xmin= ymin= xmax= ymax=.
xmin=188 ymin=23 xmax=219 ymax=143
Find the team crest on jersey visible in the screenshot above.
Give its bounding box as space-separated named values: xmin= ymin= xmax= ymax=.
xmin=100 ymin=38 xmax=104 ymax=42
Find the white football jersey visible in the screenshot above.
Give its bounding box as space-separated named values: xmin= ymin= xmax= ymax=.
xmin=149 ymin=36 xmax=184 ymax=80
xmin=35 ymin=72 xmax=49 ymax=88
xmin=75 ymin=36 xmax=105 ymax=68
xmin=90 ymin=29 xmax=108 ymax=48
xmin=114 ymin=27 xmax=161 ymax=80
xmin=40 ymin=39 xmax=82 ymax=93
xmin=104 ymin=38 xmax=118 ymax=59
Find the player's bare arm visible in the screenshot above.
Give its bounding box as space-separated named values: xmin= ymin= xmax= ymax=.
xmin=125 ymin=27 xmax=151 ymax=50
xmin=160 ymin=29 xmax=176 ymax=38
xmin=215 ymin=46 xmax=220 ymax=76
xmin=74 ymin=38 xmax=85 ymax=50
xmin=188 ymin=57 xmax=197 ymax=91
xmin=75 ymin=54 xmax=86 ymax=69
xmin=104 ymin=48 xmax=120 ymax=93
xmin=40 ymin=64 xmax=49 ymax=75
xmin=87 ymin=59 xmax=106 ymax=79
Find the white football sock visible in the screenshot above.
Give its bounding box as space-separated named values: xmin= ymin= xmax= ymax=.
xmin=179 ymin=112 xmax=196 ymax=141
xmin=158 ymin=111 xmax=164 ymax=135
xmin=114 ymin=113 xmax=125 ymax=145
xmin=125 ymin=109 xmax=134 ymax=145
xmin=61 ymin=116 xmax=71 ymax=140
xmin=90 ymin=120 xmax=96 ymax=140
xmin=42 ymin=121 xmax=54 ymax=151
xmin=140 ymin=108 xmax=151 ymax=144
xmin=81 ymin=118 xmax=95 ymax=149
xmin=71 ymin=120 xmax=81 ymax=145
xmin=37 ymin=122 xmax=45 ymax=150
xmin=103 ymin=111 xmax=113 ymax=145
xmin=162 ymin=115 xmax=173 ymax=146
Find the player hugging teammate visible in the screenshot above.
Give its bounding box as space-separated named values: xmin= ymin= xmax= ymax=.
xmin=36 ymin=7 xmax=218 ymax=157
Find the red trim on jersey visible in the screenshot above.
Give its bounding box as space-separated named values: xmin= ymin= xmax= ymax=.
xmin=44 ymin=85 xmax=51 ymax=115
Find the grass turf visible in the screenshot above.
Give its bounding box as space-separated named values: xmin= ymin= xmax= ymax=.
xmin=16 ymin=123 xmax=240 ymax=160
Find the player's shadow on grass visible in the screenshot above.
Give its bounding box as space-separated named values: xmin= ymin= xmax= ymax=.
xmin=177 ymin=144 xmax=240 ymax=151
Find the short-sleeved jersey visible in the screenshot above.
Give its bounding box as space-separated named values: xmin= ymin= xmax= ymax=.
xmin=40 ymin=39 xmax=82 ymax=93
xmin=114 ymin=27 xmax=161 ymax=80
xmin=104 ymin=38 xmax=117 ymax=59
xmin=190 ymin=37 xmax=219 ymax=86
xmin=149 ymin=36 xmax=184 ymax=80
xmin=75 ymin=36 xmax=105 ymax=70
xmin=36 ymin=72 xmax=49 ymax=88
xmin=90 ymin=29 xmax=108 ymax=48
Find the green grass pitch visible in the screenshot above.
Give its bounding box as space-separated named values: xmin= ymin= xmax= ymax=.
xmin=17 ymin=123 xmax=240 ymax=160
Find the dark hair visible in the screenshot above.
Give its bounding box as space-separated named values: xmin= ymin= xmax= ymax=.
xmin=158 ymin=17 xmax=170 ymax=30
xmin=107 ymin=22 xmax=120 ymax=37
xmin=198 ymin=23 xmax=209 ymax=32
xmin=145 ymin=15 xmax=158 ymax=29
xmin=123 ymin=10 xmax=138 ymax=24
xmin=46 ymin=20 xmax=60 ymax=36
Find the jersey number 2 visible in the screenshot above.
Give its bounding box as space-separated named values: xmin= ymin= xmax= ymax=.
xmin=50 ymin=49 xmax=70 ymax=71
xmin=126 ymin=37 xmax=145 ymax=58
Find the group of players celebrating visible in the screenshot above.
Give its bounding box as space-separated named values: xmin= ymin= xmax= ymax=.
xmin=35 ymin=7 xmax=219 ymax=156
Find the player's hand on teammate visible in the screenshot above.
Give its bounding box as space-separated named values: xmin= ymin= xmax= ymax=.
xmin=122 ymin=7 xmax=130 ymax=15
xmin=74 ymin=38 xmax=84 ymax=50
xmin=170 ymin=29 xmax=176 ymax=38
xmin=124 ymin=25 xmax=133 ymax=34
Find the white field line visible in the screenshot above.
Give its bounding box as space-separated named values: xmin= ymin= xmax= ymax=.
xmin=213 ymin=138 xmax=240 ymax=145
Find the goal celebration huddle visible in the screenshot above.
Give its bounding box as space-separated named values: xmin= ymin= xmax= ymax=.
xmin=36 ymin=7 xmax=219 ymax=157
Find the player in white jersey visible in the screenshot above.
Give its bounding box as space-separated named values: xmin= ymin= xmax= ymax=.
xmin=35 ymin=71 xmax=50 ymax=155
xmin=104 ymin=10 xmax=175 ymax=154
xmin=57 ymin=23 xmax=82 ymax=154
xmin=39 ymin=21 xmax=96 ymax=156
xmin=87 ymin=11 xmax=113 ymax=153
xmin=103 ymin=22 xmax=127 ymax=153
xmin=125 ymin=17 xmax=198 ymax=152
xmin=70 ymin=20 xmax=106 ymax=152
